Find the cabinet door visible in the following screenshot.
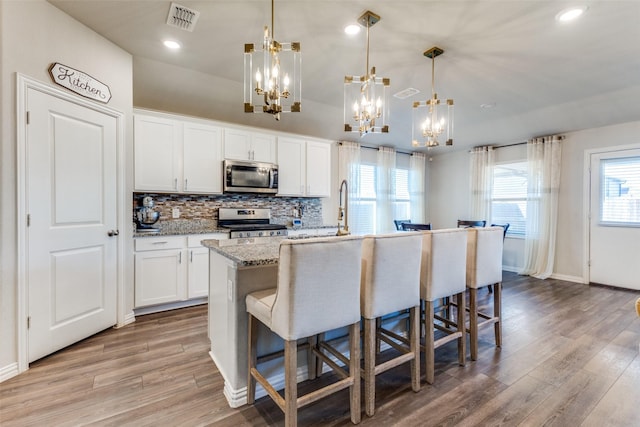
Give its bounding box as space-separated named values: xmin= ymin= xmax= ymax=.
xmin=134 ymin=115 xmax=181 ymax=192
xmin=306 ymin=141 xmax=332 ymax=197
xmin=251 ymin=133 xmax=277 ymax=163
xmin=188 ymin=247 xmax=210 ymax=299
xmin=277 ymin=137 xmax=305 ymax=196
xmin=183 ymin=123 xmax=223 ymax=194
xmin=134 ymin=249 xmax=186 ymax=307
xmin=223 ymin=128 xmax=252 ymax=160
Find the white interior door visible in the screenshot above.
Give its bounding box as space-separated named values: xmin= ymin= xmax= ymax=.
xmin=27 ymin=88 xmax=118 ymax=362
xmin=589 ymin=148 xmax=640 ymax=290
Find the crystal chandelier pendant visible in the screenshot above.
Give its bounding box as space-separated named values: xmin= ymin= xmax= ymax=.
xmin=244 ymin=0 xmax=301 ymax=120
xmin=344 ymin=11 xmax=390 ymax=137
xmin=412 ymin=47 xmax=454 ymax=148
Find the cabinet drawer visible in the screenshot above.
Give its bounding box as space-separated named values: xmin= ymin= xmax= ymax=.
xmin=187 ymin=233 xmax=229 ymax=247
xmin=135 ymin=236 xmax=185 ymax=251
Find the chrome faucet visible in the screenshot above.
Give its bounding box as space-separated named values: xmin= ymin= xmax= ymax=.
xmin=336 ymin=179 xmax=350 ymax=236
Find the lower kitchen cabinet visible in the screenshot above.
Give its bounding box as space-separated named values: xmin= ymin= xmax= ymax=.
xmin=134 ymin=233 xmax=228 ymax=309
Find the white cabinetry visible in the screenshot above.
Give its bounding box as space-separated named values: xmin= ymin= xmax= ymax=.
xmin=134 ymin=114 xmax=223 ymax=194
xmin=134 ymin=233 xmax=228 ymax=309
xmin=224 ymin=128 xmax=276 ymax=163
xmin=277 ymin=137 xmax=331 ymax=197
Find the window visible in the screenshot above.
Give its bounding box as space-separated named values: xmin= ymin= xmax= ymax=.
xmin=491 ymin=162 xmax=527 ymax=236
xmin=353 ymin=163 xmax=411 ymax=234
xmin=600 ymin=156 xmax=640 ymax=224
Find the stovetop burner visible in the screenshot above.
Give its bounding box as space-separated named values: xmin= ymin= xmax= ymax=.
xmin=218 ymin=207 xmax=288 ymax=238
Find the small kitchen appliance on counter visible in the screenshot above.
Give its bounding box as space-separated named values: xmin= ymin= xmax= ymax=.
xmin=135 ymin=196 xmax=160 ymax=233
xmin=218 ymin=207 xmax=288 ymax=238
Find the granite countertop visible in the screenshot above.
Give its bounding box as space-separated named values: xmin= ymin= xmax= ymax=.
xmin=202 ymin=237 xmax=284 ymax=267
xmin=134 ymin=219 xmax=338 ymax=238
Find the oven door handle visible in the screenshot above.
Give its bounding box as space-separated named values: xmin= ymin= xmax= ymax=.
xmin=269 ymin=168 xmax=275 ymax=189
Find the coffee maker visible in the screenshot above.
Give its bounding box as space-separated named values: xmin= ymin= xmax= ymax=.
xmin=135 ymin=196 xmax=160 ymax=233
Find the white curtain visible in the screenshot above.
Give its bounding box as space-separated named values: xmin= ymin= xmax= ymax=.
xmin=376 ymin=146 xmax=396 ymax=234
xmin=469 ymin=146 xmax=494 ymax=222
xmin=409 ymin=152 xmax=426 ymax=223
xmin=338 ymin=141 xmax=362 ymax=234
xmin=521 ymin=135 xmax=563 ymax=279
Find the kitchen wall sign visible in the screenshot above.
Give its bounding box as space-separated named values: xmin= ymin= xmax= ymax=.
xmin=48 ymin=62 xmax=112 ymax=103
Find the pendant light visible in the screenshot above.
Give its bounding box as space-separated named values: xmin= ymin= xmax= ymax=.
xmin=412 ymin=47 xmax=453 ymax=147
xmin=344 ymin=10 xmax=390 ymax=137
xmin=244 ymin=0 xmax=301 ymax=120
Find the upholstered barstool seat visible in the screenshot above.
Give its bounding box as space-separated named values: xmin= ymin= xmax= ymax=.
xmin=360 ymin=232 xmax=422 ymax=416
xmin=420 ymin=228 xmax=468 ymax=384
xmin=465 ymin=226 xmax=504 ymax=360
xmin=246 ymin=236 xmax=364 ymax=427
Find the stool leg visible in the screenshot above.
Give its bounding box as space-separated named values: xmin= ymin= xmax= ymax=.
xmin=456 ymin=292 xmax=466 ymax=366
xmin=307 ymin=335 xmax=317 ymax=381
xmin=469 ymin=288 xmax=479 ymax=361
xmin=349 ymin=322 xmax=361 ymax=424
xmin=315 ymin=332 xmax=325 ymax=378
xmin=409 ymin=306 xmax=420 ymax=392
xmin=284 ymin=339 xmax=298 ymax=427
xmin=425 ymin=300 xmax=435 ymax=384
xmin=494 ymin=282 xmax=502 ymax=348
xmin=364 ymin=317 xmax=376 ymax=417
xmin=247 ymin=313 xmax=258 ymax=405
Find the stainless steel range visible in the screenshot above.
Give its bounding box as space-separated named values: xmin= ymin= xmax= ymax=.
xmin=218 ymin=208 xmax=288 ymax=238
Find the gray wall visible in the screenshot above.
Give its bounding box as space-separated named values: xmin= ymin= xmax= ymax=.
xmin=0 ymin=0 xmax=133 ymax=375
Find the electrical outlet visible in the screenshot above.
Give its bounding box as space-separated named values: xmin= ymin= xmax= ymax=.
xmin=172 ymin=207 xmax=180 ymax=219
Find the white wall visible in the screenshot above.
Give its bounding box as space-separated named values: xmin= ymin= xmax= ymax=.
xmin=427 ymin=120 xmax=640 ymax=280
xmin=0 ymin=0 xmax=133 ymax=378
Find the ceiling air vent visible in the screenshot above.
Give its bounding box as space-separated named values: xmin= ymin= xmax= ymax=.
xmin=166 ymin=3 xmax=200 ymax=32
xmin=393 ymin=87 xmax=420 ymax=99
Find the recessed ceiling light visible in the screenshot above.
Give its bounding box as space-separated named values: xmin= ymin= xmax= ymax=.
xmin=393 ymin=88 xmax=420 ymax=99
xmin=556 ymin=6 xmax=587 ymax=22
xmin=163 ymin=40 xmax=181 ymax=49
xmin=344 ymin=24 xmax=360 ymax=35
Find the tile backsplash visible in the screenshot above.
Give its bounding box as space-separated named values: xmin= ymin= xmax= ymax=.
xmin=133 ymin=193 xmax=324 ymax=227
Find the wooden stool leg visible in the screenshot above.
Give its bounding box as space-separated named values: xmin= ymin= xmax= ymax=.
xmin=494 ymin=282 xmax=502 ymax=348
xmin=315 ymin=332 xmax=325 ymax=378
xmin=375 ymin=317 xmax=382 ymax=354
xmin=284 ymin=339 xmax=298 ymax=427
xmin=247 ymin=313 xmax=258 ymax=405
xmin=349 ymin=322 xmax=361 ymax=424
xmin=307 ymin=335 xmax=317 ymax=380
xmin=364 ymin=317 xmax=376 ymax=417
xmin=456 ymin=292 xmax=466 ymax=366
xmin=425 ymin=300 xmax=435 ymax=384
xmin=469 ymin=288 xmax=479 ymax=361
xmin=409 ymin=306 xmax=420 ymax=392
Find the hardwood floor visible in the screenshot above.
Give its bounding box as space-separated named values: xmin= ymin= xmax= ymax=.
xmin=1 ymin=272 xmax=639 ymax=426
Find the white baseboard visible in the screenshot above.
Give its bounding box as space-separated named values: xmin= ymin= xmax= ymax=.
xmin=0 ymin=362 xmax=19 ymax=383
xmin=502 ymin=265 xmax=521 ymax=273
xmin=550 ymin=273 xmax=586 ymax=284
xmin=133 ymin=298 xmax=207 ymax=316
xmin=122 ymin=311 xmax=136 ymax=327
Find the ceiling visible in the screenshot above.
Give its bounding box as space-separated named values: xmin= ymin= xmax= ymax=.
xmin=48 ymin=0 xmax=640 ymax=152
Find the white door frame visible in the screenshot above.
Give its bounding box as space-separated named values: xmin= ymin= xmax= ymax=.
xmin=582 ymin=142 xmax=640 ymax=285
xmin=16 ymin=73 xmax=128 ymax=374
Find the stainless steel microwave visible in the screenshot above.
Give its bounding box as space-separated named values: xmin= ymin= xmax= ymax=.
xmin=223 ymin=159 xmax=278 ymax=194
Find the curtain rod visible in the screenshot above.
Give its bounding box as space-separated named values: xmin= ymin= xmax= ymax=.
xmin=338 ymin=141 xmax=413 ymax=156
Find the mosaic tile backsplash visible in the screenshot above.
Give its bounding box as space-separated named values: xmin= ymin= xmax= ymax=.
xmin=133 ymin=193 xmax=324 ymax=228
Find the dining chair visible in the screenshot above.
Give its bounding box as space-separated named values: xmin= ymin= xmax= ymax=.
xmin=457 ymin=219 xmax=486 ymax=228
xmin=246 ymin=236 xmax=364 ymax=427
xmin=402 ymin=223 xmax=432 ymax=231
xmin=419 ymin=228 xmax=468 ymax=384
xmin=394 ymin=219 xmax=411 ymax=231
xmin=360 ymin=232 xmax=422 ymax=416
xmin=465 ymin=226 xmax=504 ymax=360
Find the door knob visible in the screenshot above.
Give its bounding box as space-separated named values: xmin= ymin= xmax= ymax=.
xmin=107 ymin=229 xmax=120 ymax=237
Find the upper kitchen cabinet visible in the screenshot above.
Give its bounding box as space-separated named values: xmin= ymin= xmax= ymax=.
xmin=277 ymin=137 xmax=331 ymax=197
xmin=134 ymin=115 xmax=180 ymax=192
xmin=223 ymin=128 xmax=276 ymax=163
xmin=134 ymin=113 xmax=223 ymax=194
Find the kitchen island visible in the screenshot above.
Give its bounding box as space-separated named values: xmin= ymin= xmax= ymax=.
xmin=203 ymin=237 xmax=290 ymax=408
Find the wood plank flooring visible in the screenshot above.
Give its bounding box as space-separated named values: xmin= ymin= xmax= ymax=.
xmin=1 ymin=272 xmax=639 ymax=426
